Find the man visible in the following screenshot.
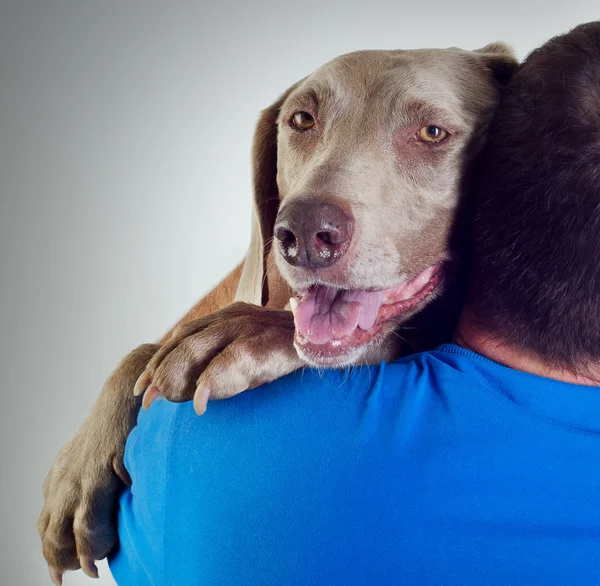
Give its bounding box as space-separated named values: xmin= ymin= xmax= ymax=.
xmin=109 ymin=22 xmax=600 ymax=585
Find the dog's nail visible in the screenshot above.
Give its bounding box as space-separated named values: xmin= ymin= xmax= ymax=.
xmin=48 ymin=566 xmax=63 ymax=586
xmin=134 ymin=370 xmax=152 ymax=396
xmin=289 ymin=297 xmax=298 ymax=316
xmin=194 ymin=384 xmax=211 ymax=416
xmin=142 ymin=385 xmax=160 ymax=410
xmin=80 ymin=556 xmax=99 ymax=579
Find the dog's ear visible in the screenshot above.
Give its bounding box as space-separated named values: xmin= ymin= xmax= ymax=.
xmin=474 ymin=42 xmax=520 ymax=85
xmin=235 ymin=81 xmax=302 ymax=306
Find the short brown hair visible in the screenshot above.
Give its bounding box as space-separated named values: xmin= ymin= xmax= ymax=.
xmin=467 ymin=21 xmax=600 ymax=368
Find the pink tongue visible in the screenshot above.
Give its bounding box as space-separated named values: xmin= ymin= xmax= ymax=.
xmin=294 ymin=287 xmax=385 ymax=345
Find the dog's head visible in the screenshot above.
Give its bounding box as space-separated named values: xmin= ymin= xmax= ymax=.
xmin=236 ymin=45 xmax=518 ymax=366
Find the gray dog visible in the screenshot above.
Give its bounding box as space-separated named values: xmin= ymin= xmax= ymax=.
xmin=39 ymin=43 xmax=517 ymax=583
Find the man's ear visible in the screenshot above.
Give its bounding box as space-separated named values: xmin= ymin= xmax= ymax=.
xmin=474 ymin=42 xmax=520 ymax=85
xmin=235 ymin=81 xmax=303 ymax=306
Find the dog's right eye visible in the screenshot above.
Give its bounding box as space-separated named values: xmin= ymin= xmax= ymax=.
xmin=417 ymin=125 xmax=449 ymax=143
xmin=291 ymin=111 xmax=316 ymax=130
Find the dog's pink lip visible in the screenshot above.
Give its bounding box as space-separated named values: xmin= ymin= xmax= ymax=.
xmin=292 ymin=264 xmax=444 ymax=365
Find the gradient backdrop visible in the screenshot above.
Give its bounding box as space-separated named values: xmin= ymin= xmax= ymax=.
xmin=1 ymin=1 xmax=598 ymax=584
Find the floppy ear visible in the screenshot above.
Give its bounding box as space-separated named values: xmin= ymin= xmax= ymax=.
xmin=235 ymin=82 xmax=302 ymax=306
xmin=474 ymin=42 xmax=520 ymax=85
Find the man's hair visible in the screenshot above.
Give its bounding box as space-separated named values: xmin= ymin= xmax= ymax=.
xmin=467 ymin=21 xmax=600 ymax=369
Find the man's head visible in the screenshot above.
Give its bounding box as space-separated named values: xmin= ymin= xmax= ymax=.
xmin=466 ymin=21 xmax=600 ymax=373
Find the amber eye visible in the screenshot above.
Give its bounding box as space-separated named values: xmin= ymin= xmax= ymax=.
xmin=418 ymin=125 xmax=449 ymax=143
xmin=291 ymin=111 xmax=316 ymax=130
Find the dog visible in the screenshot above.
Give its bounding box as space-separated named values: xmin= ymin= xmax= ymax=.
xmin=38 ymin=44 xmax=517 ymax=583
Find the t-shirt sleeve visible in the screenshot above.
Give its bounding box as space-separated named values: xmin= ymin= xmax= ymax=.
xmin=108 ymin=365 xmax=381 ymax=585
xmin=109 ymin=397 xmax=182 ymax=584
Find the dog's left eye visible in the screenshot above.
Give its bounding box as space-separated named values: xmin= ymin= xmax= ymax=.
xmin=291 ymin=111 xmax=316 ymax=130
xmin=417 ymin=125 xmax=449 ymax=143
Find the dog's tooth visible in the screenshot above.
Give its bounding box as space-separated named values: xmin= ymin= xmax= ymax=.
xmin=289 ymin=298 xmax=298 ymax=316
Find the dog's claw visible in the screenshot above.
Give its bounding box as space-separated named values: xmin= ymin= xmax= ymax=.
xmin=134 ymin=369 xmax=152 ymax=396
xmin=194 ymin=384 xmax=211 ymax=415
xmin=142 ymin=385 xmax=160 ymax=409
xmin=80 ymin=556 xmax=99 ymax=579
xmin=48 ymin=566 xmax=63 ymax=586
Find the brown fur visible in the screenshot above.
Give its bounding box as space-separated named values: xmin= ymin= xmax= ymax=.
xmin=160 ymin=262 xmax=244 ymax=343
xmin=39 ymin=44 xmax=518 ymax=582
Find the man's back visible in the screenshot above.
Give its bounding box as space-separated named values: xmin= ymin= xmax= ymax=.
xmin=109 ymin=345 xmax=600 ymax=585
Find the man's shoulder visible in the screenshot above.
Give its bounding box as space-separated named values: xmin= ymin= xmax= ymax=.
xmin=133 ymin=345 xmax=473 ymax=433
xmin=125 ymin=344 xmax=483 ymax=476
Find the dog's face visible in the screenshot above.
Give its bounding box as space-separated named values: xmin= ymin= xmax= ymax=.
xmin=238 ymin=46 xmax=517 ymax=366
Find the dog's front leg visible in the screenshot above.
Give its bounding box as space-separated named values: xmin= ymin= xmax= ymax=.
xmin=135 ymin=302 xmax=305 ymax=413
xmin=38 ymin=343 xmax=159 ymax=583
xmin=38 ymin=262 xmax=247 ymax=584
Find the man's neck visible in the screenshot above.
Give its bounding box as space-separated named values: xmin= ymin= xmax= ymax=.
xmin=454 ymin=316 xmax=600 ymax=387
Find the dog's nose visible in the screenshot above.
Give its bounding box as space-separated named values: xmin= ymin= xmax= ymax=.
xmin=274 ymin=201 xmax=353 ymax=268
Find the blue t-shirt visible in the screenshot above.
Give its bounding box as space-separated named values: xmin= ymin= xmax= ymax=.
xmin=109 ymin=345 xmax=600 ymax=585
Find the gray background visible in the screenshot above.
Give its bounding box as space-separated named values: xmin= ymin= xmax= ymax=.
xmin=1 ymin=1 xmax=597 ymax=584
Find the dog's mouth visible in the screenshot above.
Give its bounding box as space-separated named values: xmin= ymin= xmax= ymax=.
xmin=291 ymin=264 xmax=443 ymax=365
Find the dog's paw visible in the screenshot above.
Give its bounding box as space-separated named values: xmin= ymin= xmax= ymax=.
xmin=39 ymin=343 xmax=159 ymax=584
xmin=134 ymin=302 xmax=303 ymax=414
xmin=38 ymin=428 xmax=125 ymax=584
